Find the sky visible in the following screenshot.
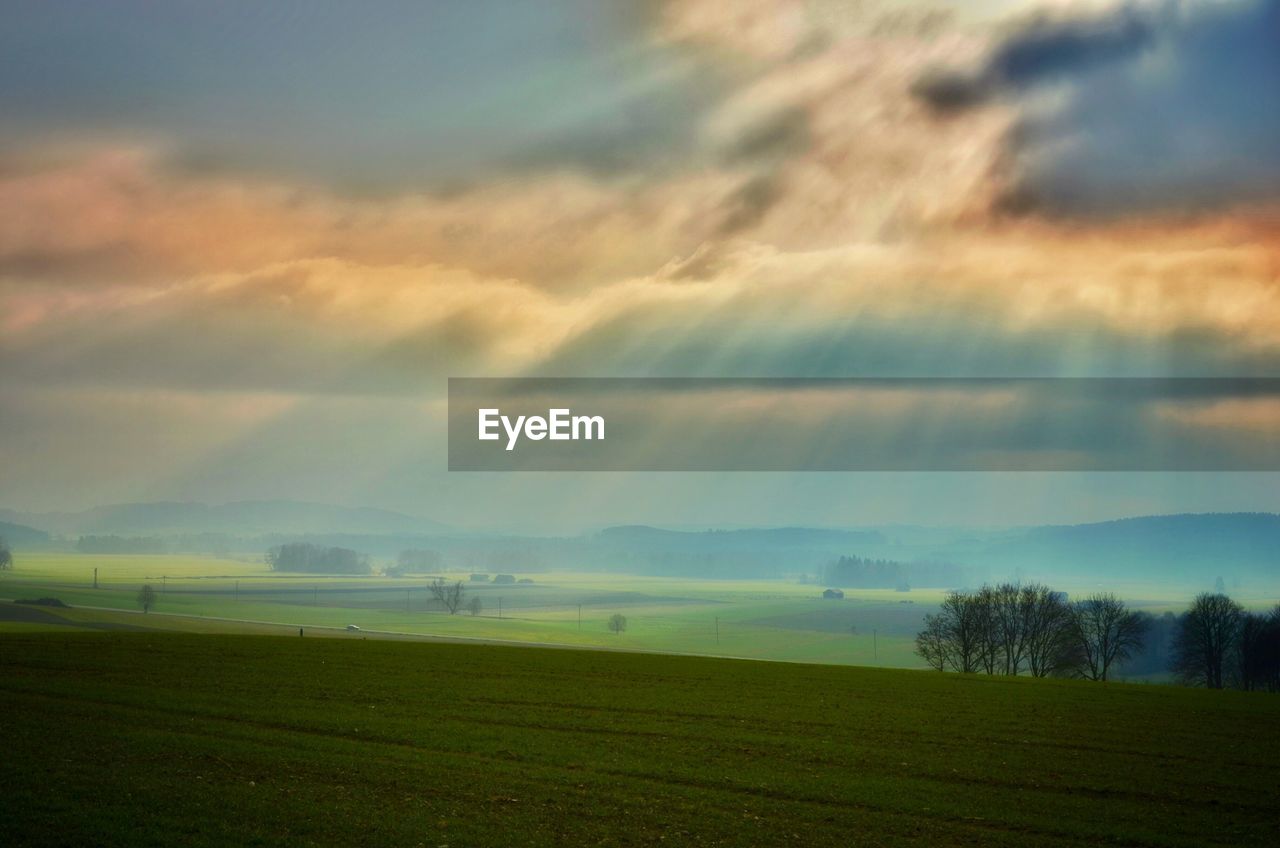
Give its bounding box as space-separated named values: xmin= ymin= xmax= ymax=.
xmin=1 ymin=0 xmax=1277 ymax=531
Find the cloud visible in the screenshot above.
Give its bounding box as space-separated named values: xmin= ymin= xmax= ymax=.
xmin=914 ymin=3 xmax=1154 ymax=112
xmin=1 ymin=0 xmax=1277 ymax=514
xmin=0 ymin=2 xmax=729 ymax=190
xmin=3 ymin=39 xmax=1279 ymax=399
xmin=988 ymin=4 xmax=1155 ymax=86
xmin=916 ymin=0 xmax=1280 ymax=215
xmin=911 ymin=70 xmax=993 ymax=113
xmin=0 ymin=145 xmax=757 ymax=290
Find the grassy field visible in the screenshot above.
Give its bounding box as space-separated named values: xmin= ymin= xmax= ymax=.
xmin=1 ymin=632 xmax=1277 ymax=847
xmin=0 ymin=553 xmax=1224 ymax=673
xmin=0 ymin=554 xmax=937 ymax=667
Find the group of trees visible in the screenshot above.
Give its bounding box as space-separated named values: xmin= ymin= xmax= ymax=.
xmin=915 ymin=584 xmax=1145 ymax=681
xmin=1171 ymin=594 xmax=1280 ymax=691
xmin=266 ymin=543 xmax=372 ymax=575
xmin=917 ymin=586 xmax=1280 ymax=691
xmin=0 ymin=536 xmax=12 ymax=569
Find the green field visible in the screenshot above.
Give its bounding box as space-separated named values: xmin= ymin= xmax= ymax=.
xmin=2 ymin=632 xmax=1277 ymax=846
xmin=0 ymin=552 xmax=1229 ymax=682
xmin=0 ymin=553 xmax=1214 ymax=673
xmin=0 ymin=553 xmax=942 ymax=667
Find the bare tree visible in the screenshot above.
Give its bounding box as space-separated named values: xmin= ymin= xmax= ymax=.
xmin=922 ymin=583 xmax=1075 ymax=677
xmin=914 ymin=613 xmax=950 ymax=671
xmin=608 ymin=613 xmax=627 ymax=635
xmin=988 ymin=583 xmax=1033 ymax=675
xmin=1021 ymin=585 xmax=1076 ymax=678
xmin=137 ymin=584 xmax=156 ymax=614
xmin=428 ymin=578 xmax=465 ymax=615
xmin=972 ymin=586 xmax=1001 ymax=674
xmin=468 ymin=596 xmax=483 ymax=617
xmin=1172 ymin=593 xmax=1243 ymax=689
xmin=933 ymin=590 xmax=989 ymax=673
xmin=917 ymin=585 xmax=1146 ymax=681
xmin=1237 ymin=605 xmax=1280 ymax=692
xmin=1068 ymin=593 xmax=1146 ymax=681
xmin=0 ymin=536 xmax=12 ymax=570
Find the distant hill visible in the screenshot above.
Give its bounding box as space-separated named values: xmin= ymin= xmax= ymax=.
xmin=591 ymin=525 xmax=889 ymax=578
xmin=0 ymin=520 xmax=52 ymax=549
xmin=592 ymin=515 xmax=1280 ymax=589
xmin=948 ymin=513 xmax=1280 ymax=587
xmin=0 ymin=501 xmax=445 ymax=538
xmin=0 ymin=504 xmax=1274 ymax=590
xmin=597 ymin=525 xmax=885 ymax=550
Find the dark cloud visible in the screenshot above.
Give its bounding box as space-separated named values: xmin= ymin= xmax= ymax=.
xmin=910 ymin=71 xmax=991 ymax=113
xmin=917 ymin=1 xmax=1280 ymax=215
xmin=914 ymin=5 xmax=1154 ymax=113
xmin=987 ymin=8 xmax=1154 ymax=87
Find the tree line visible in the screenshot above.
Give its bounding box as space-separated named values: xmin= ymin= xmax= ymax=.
xmin=1173 ymin=594 xmax=1280 ymax=691
xmin=823 ymin=555 xmax=962 ymax=590
xmin=914 ymin=584 xmax=1140 ymax=679
xmin=265 ymin=543 xmax=372 ymax=575
xmin=916 ymin=584 xmax=1280 ymax=691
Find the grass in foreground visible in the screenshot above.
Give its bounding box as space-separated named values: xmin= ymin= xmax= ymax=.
xmin=2 ymin=633 xmax=1278 ymax=847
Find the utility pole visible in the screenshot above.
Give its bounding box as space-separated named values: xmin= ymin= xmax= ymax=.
xmin=578 ymin=604 xmax=582 ymax=631
xmin=873 ymin=629 xmax=878 ymax=663
xmin=406 ymin=588 xmax=411 ymax=613
xmin=313 ymin=585 xmax=318 ymax=606
xmin=715 ymin=616 xmax=720 ymax=646
xmin=235 ymin=580 xmax=239 ymax=603
xmin=93 ymin=568 xmax=98 ymax=589
xmin=498 ymin=597 xmax=503 ymax=620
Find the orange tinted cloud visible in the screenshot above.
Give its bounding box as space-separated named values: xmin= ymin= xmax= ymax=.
xmin=1 ymin=0 xmax=1277 ymax=396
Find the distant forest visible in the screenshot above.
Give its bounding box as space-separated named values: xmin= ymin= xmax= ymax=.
xmin=823 ymin=555 xmax=963 ymax=590
xmin=266 ymin=543 xmax=372 ymax=575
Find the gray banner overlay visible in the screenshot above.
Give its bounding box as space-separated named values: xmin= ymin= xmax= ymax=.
xmin=448 ymin=378 xmax=1280 ymax=471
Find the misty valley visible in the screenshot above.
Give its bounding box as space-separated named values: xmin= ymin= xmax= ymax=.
xmin=3 ymin=508 xmax=1279 ymax=846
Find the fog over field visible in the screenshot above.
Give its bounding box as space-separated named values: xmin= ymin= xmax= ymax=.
xmin=5 ymin=499 xmax=1279 ymax=592
xmin=2 ymin=500 xmax=1276 ymax=679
